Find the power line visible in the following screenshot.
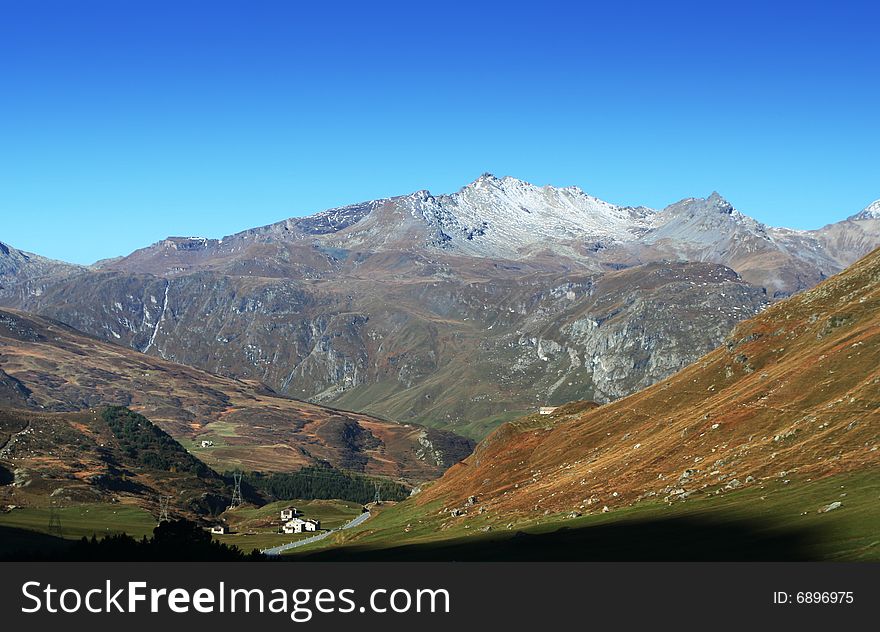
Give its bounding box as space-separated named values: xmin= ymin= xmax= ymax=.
xmin=228 ymin=470 xmax=407 ymax=494
xmin=225 ymin=463 xmax=406 ymax=484
xmin=234 ymin=468 xmax=406 ymax=487
xmin=222 ymin=468 xmax=407 ymax=506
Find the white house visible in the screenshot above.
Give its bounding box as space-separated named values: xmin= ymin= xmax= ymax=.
xmin=210 ymin=525 xmax=229 ymax=535
xmin=282 ymin=517 xmax=305 ymax=534
xmin=282 ymin=517 xmax=320 ymax=534
xmin=200 ymin=440 xmax=214 ymax=448
xmin=280 ymin=506 xmax=302 ymax=521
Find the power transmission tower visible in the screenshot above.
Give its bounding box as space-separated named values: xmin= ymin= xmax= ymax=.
xmin=48 ymin=502 xmax=63 ymax=538
xmin=228 ymin=472 xmax=243 ymax=510
xmin=157 ymin=495 xmax=171 ymax=525
xmin=373 ymin=481 xmax=381 ymax=505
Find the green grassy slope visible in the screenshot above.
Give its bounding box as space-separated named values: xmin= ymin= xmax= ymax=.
xmin=293 ymin=471 xmax=880 ymax=561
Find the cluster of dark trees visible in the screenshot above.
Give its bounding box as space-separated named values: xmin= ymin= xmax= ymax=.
xmin=102 ymin=406 xmax=215 ymax=478
xmin=3 ymin=519 xmax=264 ymax=561
xmin=237 ymin=466 xmax=409 ymax=505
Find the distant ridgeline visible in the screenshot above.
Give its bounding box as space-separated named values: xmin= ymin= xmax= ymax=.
xmin=102 ymin=406 xmax=217 ymax=479
xmin=237 ymin=466 xmax=410 ymax=505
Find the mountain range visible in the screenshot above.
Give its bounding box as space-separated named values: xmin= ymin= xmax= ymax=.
xmin=2 ymin=175 xmax=879 ymax=438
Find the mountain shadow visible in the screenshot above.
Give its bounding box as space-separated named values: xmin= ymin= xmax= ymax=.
xmin=298 ymin=514 xmax=828 ymax=562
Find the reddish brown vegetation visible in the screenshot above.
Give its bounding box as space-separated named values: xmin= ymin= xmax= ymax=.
xmin=418 ymin=249 xmax=880 ymax=517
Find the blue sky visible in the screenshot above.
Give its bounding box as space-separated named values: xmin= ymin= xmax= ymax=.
xmin=1 ymin=0 xmax=878 ymax=264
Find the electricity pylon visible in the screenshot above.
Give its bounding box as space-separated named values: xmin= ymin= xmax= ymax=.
xmin=157 ymin=495 xmax=171 ymax=525
xmin=228 ymin=472 xmax=243 ymax=510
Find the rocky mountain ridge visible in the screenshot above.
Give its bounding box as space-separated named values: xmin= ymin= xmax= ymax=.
xmin=2 ymin=176 xmax=878 ymax=437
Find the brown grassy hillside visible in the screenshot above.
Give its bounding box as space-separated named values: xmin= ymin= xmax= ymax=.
xmin=0 ymin=406 xmax=228 ymax=518
xmin=414 ymin=247 xmax=880 ymax=518
xmin=0 ymin=309 xmax=473 ymax=481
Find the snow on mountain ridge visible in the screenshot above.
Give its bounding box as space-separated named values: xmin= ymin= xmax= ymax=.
xmin=396 ymin=174 xmax=657 ymax=256
xmin=852 ymin=199 xmax=880 ymax=220
xmin=122 ymin=173 xmax=875 ymax=267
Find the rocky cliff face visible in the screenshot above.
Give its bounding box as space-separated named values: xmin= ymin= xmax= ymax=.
xmin=0 ymin=241 xmax=82 ymax=303
xmin=1 ymin=177 xmax=877 ymax=438
xmin=2 ymin=259 xmax=768 ymax=437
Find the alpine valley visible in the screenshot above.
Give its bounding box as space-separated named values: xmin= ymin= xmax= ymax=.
xmin=2 ymin=175 xmax=878 ymax=440
xmin=298 ymin=236 xmax=880 ymax=561
xmin=1 ymin=174 xmax=879 ymax=561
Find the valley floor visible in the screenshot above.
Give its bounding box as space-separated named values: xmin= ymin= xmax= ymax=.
xmin=1 ymin=472 xmax=876 ymax=562
xmin=212 ymin=499 xmax=364 ymax=554
xmin=0 ymin=498 xmax=365 ymax=559
xmin=0 ymin=503 xmax=157 ymax=558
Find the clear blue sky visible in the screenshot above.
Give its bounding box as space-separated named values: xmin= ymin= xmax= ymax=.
xmin=1 ymin=0 xmax=878 ymax=264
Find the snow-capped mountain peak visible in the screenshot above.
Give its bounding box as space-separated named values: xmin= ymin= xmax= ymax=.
xmin=401 ymin=174 xmax=657 ymax=256
xmin=191 ymin=176 xmax=875 ymax=273
xmin=851 ymin=199 xmax=880 ymax=221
